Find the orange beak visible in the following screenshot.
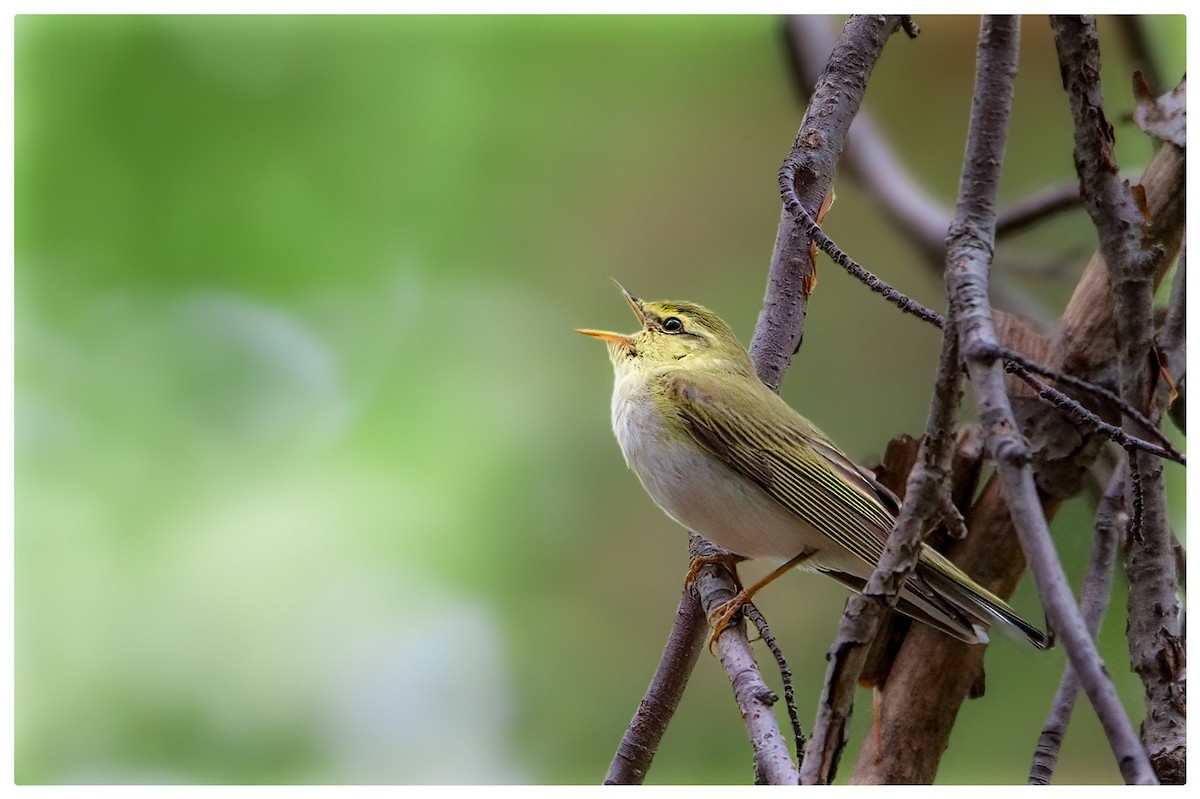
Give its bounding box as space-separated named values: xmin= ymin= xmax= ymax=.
xmin=575 ymin=328 xmax=634 ymax=347
xmin=575 ymin=280 xmax=647 ymax=346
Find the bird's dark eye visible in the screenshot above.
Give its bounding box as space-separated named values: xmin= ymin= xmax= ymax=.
xmin=662 ymin=317 xmax=684 ymax=333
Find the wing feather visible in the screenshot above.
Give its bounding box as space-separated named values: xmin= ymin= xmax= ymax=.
xmin=661 ymin=370 xmax=893 ymax=571
xmin=658 ymin=369 xmax=1051 ymax=650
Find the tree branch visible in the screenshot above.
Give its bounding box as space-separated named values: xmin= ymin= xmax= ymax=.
xmin=604 ymin=562 xmax=707 ymax=784
xmin=1051 ymin=16 xmax=1184 ymax=783
xmin=780 ymin=15 xmax=1053 ymax=324
xmin=801 ymin=317 xmax=963 ymax=785
xmin=851 ymin=123 xmax=1184 ymax=787
xmin=756 ymin=14 xmax=907 ymax=389
xmin=1028 ymin=464 xmax=1126 ymax=784
xmin=609 ymin=15 xmax=908 ymax=784
xmin=939 ymin=15 xmax=1154 ymax=784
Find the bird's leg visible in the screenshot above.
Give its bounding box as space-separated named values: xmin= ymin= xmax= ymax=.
xmin=707 ymin=550 xmax=815 ymax=648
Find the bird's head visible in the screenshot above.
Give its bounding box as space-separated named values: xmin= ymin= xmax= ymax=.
xmin=576 ymin=282 xmax=754 ymax=377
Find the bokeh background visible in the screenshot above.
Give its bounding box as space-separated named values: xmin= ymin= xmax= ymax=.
xmin=15 ymin=14 xmax=1186 ymax=785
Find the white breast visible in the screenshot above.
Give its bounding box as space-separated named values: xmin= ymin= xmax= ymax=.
xmin=610 ymin=370 xmax=837 ymax=566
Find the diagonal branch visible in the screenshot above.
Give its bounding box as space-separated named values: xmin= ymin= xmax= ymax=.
xmin=607 ymin=14 xmax=908 ymax=784
xmin=1028 ymin=463 xmax=1126 ymax=784
xmin=1050 ymin=16 xmax=1184 ymax=783
xmin=800 ymin=316 xmax=963 ymax=785
xmin=757 ymin=14 xmax=909 ymax=389
xmin=943 ymin=14 xmax=1154 ymax=784
xmin=604 ymin=561 xmax=707 ymax=784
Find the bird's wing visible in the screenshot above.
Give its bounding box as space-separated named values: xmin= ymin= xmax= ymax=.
xmin=659 ymin=369 xmax=1053 ymax=650
xmin=806 ymin=436 xmax=902 ymax=517
xmin=659 ymin=369 xmax=895 ymax=571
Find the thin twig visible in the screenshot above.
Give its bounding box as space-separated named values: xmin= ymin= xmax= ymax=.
xmin=994 ymin=344 xmax=1181 ymax=458
xmin=744 ymin=604 xmax=804 ymax=765
xmin=1001 ymin=359 xmax=1184 ymax=465
xmin=1029 ymin=464 xmax=1126 ymax=784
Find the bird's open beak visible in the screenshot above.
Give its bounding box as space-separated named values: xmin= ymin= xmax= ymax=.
xmin=612 ymin=279 xmax=650 ymax=326
xmin=575 ymin=328 xmax=634 ymax=346
xmin=575 ymin=280 xmax=648 ymax=346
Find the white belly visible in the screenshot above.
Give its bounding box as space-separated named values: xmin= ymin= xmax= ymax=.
xmin=612 ymin=382 xmax=837 ymax=566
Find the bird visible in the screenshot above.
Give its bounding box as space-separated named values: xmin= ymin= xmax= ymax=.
xmin=577 ymin=283 xmax=1050 ymax=650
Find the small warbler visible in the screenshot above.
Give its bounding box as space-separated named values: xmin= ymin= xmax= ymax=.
xmin=578 ymin=284 xmax=1049 ymax=649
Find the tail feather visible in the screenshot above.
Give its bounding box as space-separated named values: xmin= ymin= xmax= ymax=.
xmin=820 ymin=556 xmax=1053 ymax=650
xmin=919 ymin=563 xmax=1053 ymax=650
xmin=820 ymin=568 xmax=991 ymax=646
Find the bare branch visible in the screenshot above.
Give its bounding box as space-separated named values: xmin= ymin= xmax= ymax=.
xmin=1002 ymin=357 xmax=1183 ymax=465
xmin=781 ymin=16 xmax=947 ymax=260
xmin=604 ymin=562 xmax=707 ymax=784
xmin=744 ymin=604 xmax=805 ymax=765
xmin=937 ymin=14 xmax=1156 ymax=784
xmin=1051 ymin=16 xmax=1184 ymax=782
xmin=686 ymin=541 xmax=799 ymax=784
xmin=1031 ymin=246 xmax=1186 ymax=783
xmin=853 ymin=104 xmax=1185 ymax=788
xmin=756 ymin=14 xmax=908 ymax=389
xmin=802 ymin=317 xmax=964 ymax=785
xmin=994 ymin=344 xmax=1181 ymax=458
xmin=1029 ymin=464 xmax=1126 ymax=784
xmin=611 ymin=15 xmax=912 ymax=783
xmin=780 ymin=15 xmax=1051 ymax=324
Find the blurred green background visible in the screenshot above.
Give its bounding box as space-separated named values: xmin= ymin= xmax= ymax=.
xmin=15 ymin=14 xmax=1185 ymax=785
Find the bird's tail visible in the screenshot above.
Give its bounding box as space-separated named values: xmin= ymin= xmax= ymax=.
xmin=916 ymin=550 xmax=1053 ymax=650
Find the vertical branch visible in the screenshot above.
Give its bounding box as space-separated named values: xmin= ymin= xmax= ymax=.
xmin=751 ymin=14 xmax=905 ymax=389
xmin=800 ymin=318 xmax=963 ymax=785
xmin=1028 ymin=465 xmax=1126 ymax=784
xmin=607 ymin=15 xmax=907 ymax=784
xmin=943 ymin=14 xmax=1155 ymax=784
xmin=851 ymin=84 xmax=1185 ymax=790
xmin=1050 ymin=15 xmax=1184 ymax=783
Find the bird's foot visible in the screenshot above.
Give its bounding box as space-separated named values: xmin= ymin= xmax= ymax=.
xmin=683 ymin=550 xmax=745 ymax=591
xmin=706 ymin=590 xmax=755 ymax=649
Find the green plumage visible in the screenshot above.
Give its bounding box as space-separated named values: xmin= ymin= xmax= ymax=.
xmin=580 ymin=288 xmax=1050 ymax=649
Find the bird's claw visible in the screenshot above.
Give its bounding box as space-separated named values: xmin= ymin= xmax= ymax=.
xmin=706 ymin=590 xmax=752 ymax=650
xmin=683 ymin=551 xmax=744 ymax=590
